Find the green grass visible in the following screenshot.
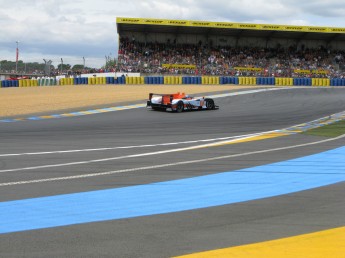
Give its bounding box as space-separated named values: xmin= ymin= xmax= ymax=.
xmin=302 ymin=120 xmax=345 ymax=137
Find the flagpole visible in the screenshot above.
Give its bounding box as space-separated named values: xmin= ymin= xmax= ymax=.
xmin=15 ymin=41 xmax=19 ymax=74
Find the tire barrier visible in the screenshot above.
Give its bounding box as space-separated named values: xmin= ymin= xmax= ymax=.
xmin=2 ymin=76 xmax=345 ymax=89
xmin=311 ymin=78 xmax=330 ymax=87
xmin=331 ymin=78 xmax=345 ymax=86
xmin=59 ymin=78 xmax=74 ymax=86
xmin=182 ymin=76 xmax=201 ymax=84
xmin=220 ymin=77 xmax=239 ymax=84
xmin=238 ymin=77 xmax=256 ymax=85
xmin=144 ymin=76 xmax=164 ymax=84
xmin=275 ymin=77 xmax=294 ymax=86
xmin=1 ymin=80 xmax=19 ymax=87
xmin=126 ymin=76 xmax=145 ymax=85
xmin=37 ymin=78 xmax=56 ymax=86
xmin=294 ymin=78 xmax=311 ymax=86
xmin=164 ymin=76 xmax=182 ymax=85
xmin=202 ymin=76 xmax=220 ymax=85
xmin=74 ymin=77 xmax=89 ymax=85
xmin=256 ymin=77 xmax=275 ymax=85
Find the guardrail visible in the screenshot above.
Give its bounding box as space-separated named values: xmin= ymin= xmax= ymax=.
xmin=1 ymin=76 xmax=345 ymax=88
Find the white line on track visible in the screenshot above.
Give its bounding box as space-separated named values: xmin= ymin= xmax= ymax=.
xmin=0 ymin=132 xmax=268 ymax=173
xmin=0 ymin=133 xmax=263 ymax=157
xmin=0 ymin=87 xmax=293 ymax=157
xmin=1 ymin=133 xmax=344 ymax=187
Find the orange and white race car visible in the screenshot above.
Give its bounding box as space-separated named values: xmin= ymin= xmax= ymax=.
xmin=147 ymin=92 xmax=219 ymax=112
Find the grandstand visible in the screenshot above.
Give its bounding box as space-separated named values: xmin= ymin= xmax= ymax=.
xmin=116 ymin=17 xmax=345 ymax=78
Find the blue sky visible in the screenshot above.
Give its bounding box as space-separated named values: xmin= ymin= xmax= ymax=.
xmin=1 ymin=0 xmax=345 ymax=68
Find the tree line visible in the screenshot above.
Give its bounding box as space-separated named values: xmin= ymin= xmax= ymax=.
xmin=0 ymin=60 xmax=117 ymax=74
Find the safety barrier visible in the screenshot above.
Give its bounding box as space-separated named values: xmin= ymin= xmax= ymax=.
xmin=220 ymin=77 xmax=239 ymax=85
xmin=311 ymin=78 xmax=330 ymax=87
xmin=294 ymin=78 xmax=311 ymax=86
xmin=59 ymin=78 xmax=74 ymax=86
xmin=164 ymin=76 xmax=182 ymax=85
xmin=202 ymin=76 xmax=220 ymax=85
xmin=125 ymin=76 xmax=145 ymax=85
xmin=74 ymin=77 xmax=88 ymax=85
xmin=144 ymin=76 xmax=164 ymax=84
xmin=182 ymin=76 xmax=202 ymax=84
xmin=256 ymin=77 xmax=275 ymax=85
xmin=37 ymin=78 xmax=56 ymax=86
xmin=238 ymin=77 xmax=256 ymax=85
xmin=330 ymin=78 xmax=345 ymax=86
xmin=275 ymin=77 xmax=294 ymax=86
xmin=1 ymin=80 xmax=19 ymax=87
xmin=2 ymin=76 xmax=345 ymax=88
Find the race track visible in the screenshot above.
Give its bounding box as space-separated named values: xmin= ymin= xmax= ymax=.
xmin=0 ymin=87 xmax=345 ymax=257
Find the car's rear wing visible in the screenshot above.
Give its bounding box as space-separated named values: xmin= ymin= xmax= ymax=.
xmin=148 ymin=92 xmax=186 ymax=105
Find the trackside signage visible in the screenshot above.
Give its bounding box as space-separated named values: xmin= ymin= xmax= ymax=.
xmin=116 ymin=17 xmax=345 ymax=34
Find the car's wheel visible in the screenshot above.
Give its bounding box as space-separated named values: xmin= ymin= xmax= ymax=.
xmin=176 ymin=101 xmax=184 ymax=113
xmin=205 ymin=98 xmax=215 ymax=110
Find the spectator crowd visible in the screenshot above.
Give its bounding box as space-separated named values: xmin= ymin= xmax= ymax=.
xmin=117 ymin=36 xmax=345 ymax=78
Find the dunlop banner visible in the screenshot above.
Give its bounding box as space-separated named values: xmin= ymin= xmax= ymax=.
xmin=233 ymin=67 xmax=263 ymax=71
xmin=162 ymin=64 xmax=196 ymax=69
xmin=294 ymin=69 xmax=329 ymax=74
xmin=117 ymin=17 xmax=345 ymax=34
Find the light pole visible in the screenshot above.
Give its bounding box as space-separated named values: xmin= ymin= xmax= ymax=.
xmin=15 ymin=41 xmax=19 ymax=74
xmin=61 ymin=58 xmax=63 ymax=74
xmin=83 ymin=56 xmax=85 ymax=70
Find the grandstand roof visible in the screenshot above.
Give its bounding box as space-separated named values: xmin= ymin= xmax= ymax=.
xmin=116 ymin=17 xmax=345 ymax=42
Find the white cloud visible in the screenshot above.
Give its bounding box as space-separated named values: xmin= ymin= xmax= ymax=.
xmin=0 ymin=0 xmax=344 ymax=68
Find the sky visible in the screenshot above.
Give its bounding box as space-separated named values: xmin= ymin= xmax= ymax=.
xmin=1 ymin=0 xmax=345 ymax=68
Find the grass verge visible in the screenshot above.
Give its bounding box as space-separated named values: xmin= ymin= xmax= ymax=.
xmin=302 ymin=120 xmax=345 ymax=137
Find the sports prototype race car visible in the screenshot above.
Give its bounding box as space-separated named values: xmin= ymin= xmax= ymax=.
xmin=147 ymin=92 xmax=219 ymax=112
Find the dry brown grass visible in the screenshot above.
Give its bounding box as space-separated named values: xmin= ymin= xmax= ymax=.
xmin=0 ymin=84 xmax=260 ymax=117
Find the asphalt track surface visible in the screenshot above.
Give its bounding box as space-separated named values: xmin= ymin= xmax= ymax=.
xmin=0 ymin=87 xmax=345 ymax=257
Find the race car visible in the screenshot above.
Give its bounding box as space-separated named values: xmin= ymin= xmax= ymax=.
xmin=147 ymin=92 xmax=219 ymax=112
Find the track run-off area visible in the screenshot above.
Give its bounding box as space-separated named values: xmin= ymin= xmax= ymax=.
xmin=0 ymin=86 xmax=344 ymax=257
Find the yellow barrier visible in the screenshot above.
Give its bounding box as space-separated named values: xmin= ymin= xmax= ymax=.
xmin=276 ymin=78 xmax=281 ymax=86
xmin=203 ymin=76 xmax=217 ymax=85
xmin=179 ymin=76 xmax=183 ymax=84
xmin=32 ymin=79 xmax=38 ymax=87
xmin=312 ymin=78 xmax=316 ymax=86
xmin=140 ymin=76 xmax=145 ymax=84
xmin=275 ymin=77 xmax=294 ymax=86
xmin=170 ymin=76 xmax=175 ymax=84
xmin=324 ymin=78 xmax=330 ymax=86
xmin=312 ymin=78 xmax=330 ymax=87
xmin=245 ymin=77 xmax=249 ymax=85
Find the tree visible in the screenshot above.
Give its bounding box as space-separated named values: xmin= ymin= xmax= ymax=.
xmin=72 ymin=64 xmax=84 ymax=71
xmin=57 ymin=63 xmax=71 ymax=71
